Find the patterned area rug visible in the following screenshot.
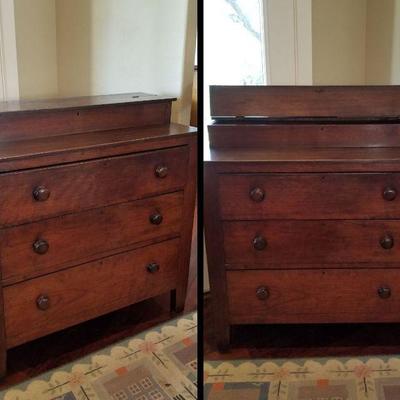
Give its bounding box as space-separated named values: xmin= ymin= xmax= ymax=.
xmin=204 ymin=356 xmax=400 ymax=399
xmin=1 ymin=312 xmax=197 ymax=400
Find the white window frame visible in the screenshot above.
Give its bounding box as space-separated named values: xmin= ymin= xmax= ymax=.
xmin=262 ymin=0 xmax=312 ymax=85
xmin=0 ymin=0 xmax=19 ymax=100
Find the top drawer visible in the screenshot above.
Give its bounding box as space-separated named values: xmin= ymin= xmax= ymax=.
xmin=219 ymin=173 xmax=400 ymax=220
xmin=0 ymin=146 xmax=188 ymax=226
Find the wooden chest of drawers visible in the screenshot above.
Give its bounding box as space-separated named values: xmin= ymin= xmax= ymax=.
xmin=204 ymin=85 xmax=400 ymax=350
xmin=0 ymin=93 xmax=196 ymax=374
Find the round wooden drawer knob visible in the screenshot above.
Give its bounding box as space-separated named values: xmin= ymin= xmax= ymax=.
xmin=249 ymin=187 xmax=265 ymax=202
xmin=33 ymin=239 xmax=49 ymax=255
xmin=383 ymin=187 xmax=397 ymax=201
xmin=155 ymin=165 xmax=168 ymax=178
xmin=378 ymin=286 xmax=391 ymax=299
xmin=380 ymin=234 xmax=394 ymax=250
xmin=149 ymin=213 xmax=163 ymax=225
xmin=146 ymin=262 xmax=160 ymax=273
xmin=256 ymin=286 xmax=269 ymax=300
xmin=33 ymin=186 xmax=50 ymax=201
xmin=253 ymin=235 xmax=267 ymax=250
xmin=36 ymin=294 xmax=50 ymax=310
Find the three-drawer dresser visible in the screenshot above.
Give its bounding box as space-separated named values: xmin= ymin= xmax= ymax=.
xmin=0 ymin=93 xmax=196 ymax=375
xmin=205 ymin=85 xmax=400 ymax=350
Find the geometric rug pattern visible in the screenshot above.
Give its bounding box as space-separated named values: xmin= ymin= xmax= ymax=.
xmin=1 ymin=312 xmax=197 ymax=400
xmin=204 ymin=356 xmax=400 ymax=399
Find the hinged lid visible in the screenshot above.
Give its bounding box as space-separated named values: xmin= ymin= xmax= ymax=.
xmin=210 ymin=85 xmax=400 ymax=121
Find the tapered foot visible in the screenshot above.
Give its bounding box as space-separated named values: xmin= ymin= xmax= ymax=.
xmin=216 ymin=325 xmax=231 ymax=353
xmin=170 ymin=289 xmax=185 ymax=313
xmin=0 ymin=349 xmax=6 ymax=379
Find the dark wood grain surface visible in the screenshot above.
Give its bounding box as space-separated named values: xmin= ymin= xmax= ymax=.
xmin=223 ymin=220 xmax=400 ymax=265
xmin=5 ymin=239 xmax=180 ymax=348
xmin=227 ymin=269 xmax=400 ymax=324
xmin=219 ymin=173 xmax=400 ymax=220
xmin=0 ymin=124 xmax=196 ymax=172
xmin=0 ymin=146 xmax=188 ymax=226
xmin=0 ymin=208 xmax=197 ymax=390
xmin=0 ymin=92 xmax=177 ymax=141
xmin=205 ymin=85 xmax=400 ymax=350
xmin=210 ymin=86 xmax=400 ymax=118
xmin=206 ymin=146 xmax=400 ymax=163
xmin=0 ymin=102 xmax=173 ymax=141
xmin=175 ymin=141 xmax=197 ymax=312
xmin=1 ymin=192 xmax=183 ymax=284
xmin=209 ymin=123 xmax=400 ymax=149
xmin=0 ymin=92 xmax=175 ymax=114
xmin=204 ymin=293 xmax=400 ymax=360
xmin=204 ymin=164 xmax=231 ymax=350
xmin=0 ymin=92 xmax=197 ymax=379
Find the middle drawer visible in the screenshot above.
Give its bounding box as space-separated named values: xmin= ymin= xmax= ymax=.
xmin=1 ymin=191 xmax=183 ymax=284
xmin=219 ymin=173 xmax=400 ymax=220
xmin=224 ymin=220 xmax=400 ymax=266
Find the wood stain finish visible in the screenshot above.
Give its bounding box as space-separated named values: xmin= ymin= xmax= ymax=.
xmin=205 ymin=86 xmax=400 ymax=350
xmin=0 ymin=93 xmax=197 ymax=375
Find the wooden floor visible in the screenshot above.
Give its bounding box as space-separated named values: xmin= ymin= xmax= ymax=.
xmin=204 ymin=293 xmax=400 ymax=361
xmin=0 ymin=212 xmax=197 ymax=390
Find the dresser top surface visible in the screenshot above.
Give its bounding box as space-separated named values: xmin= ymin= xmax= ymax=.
xmin=205 ymin=146 xmax=400 ymax=162
xmin=0 ymin=92 xmax=176 ymax=114
xmin=0 ymin=123 xmax=196 ymax=173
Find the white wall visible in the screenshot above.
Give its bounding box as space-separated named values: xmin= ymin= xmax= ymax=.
xmin=14 ymin=0 xmax=58 ymax=98
xmin=311 ymin=0 xmax=400 ymax=86
xmin=265 ymin=0 xmax=400 ymax=86
xmin=366 ymin=0 xmax=400 ymax=84
xmin=13 ymin=0 xmax=196 ymax=124
xmin=312 ymin=0 xmax=367 ymax=85
xmin=389 ymin=1 xmax=400 ymax=84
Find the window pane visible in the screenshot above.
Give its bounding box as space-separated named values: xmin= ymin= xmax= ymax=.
xmin=204 ymin=0 xmax=266 ymax=121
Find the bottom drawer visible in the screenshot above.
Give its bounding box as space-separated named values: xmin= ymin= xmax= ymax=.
xmin=4 ymin=238 xmax=179 ymax=348
xmin=227 ymin=269 xmax=400 ymax=325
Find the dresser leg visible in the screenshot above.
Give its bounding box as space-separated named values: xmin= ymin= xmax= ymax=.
xmin=216 ymin=325 xmax=231 ymax=353
xmin=0 ymin=287 xmax=6 ymax=378
xmin=170 ymin=289 xmax=185 ymax=313
xmin=170 ymin=289 xmax=177 ymax=312
xmin=0 ymin=349 xmax=6 ymax=379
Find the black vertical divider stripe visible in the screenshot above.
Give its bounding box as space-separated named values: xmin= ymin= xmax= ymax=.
xmin=196 ymin=0 xmax=205 ymax=398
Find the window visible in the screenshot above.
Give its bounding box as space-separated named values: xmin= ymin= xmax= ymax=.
xmin=204 ymin=0 xmax=266 ymax=121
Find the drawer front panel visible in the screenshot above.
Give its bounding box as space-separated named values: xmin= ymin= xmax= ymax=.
xmin=219 ymin=173 xmax=400 ymax=220
xmin=0 ymin=146 xmax=188 ymax=226
xmin=227 ymin=269 xmax=400 ymax=324
xmin=4 ymin=238 xmax=179 ymax=348
xmin=2 ymin=192 xmax=183 ymax=284
xmin=224 ymin=220 xmax=400 ymax=265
